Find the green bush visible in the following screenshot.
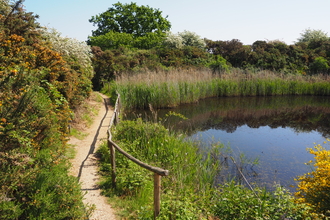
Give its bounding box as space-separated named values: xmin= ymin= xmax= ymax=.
xmin=212 ymin=182 xmax=312 ymax=220
xmin=207 ymin=55 xmax=231 ymax=73
xmin=309 ymin=56 xmax=329 ymax=74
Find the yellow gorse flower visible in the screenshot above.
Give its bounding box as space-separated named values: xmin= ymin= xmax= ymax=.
xmin=295 ymin=140 xmax=330 ymax=216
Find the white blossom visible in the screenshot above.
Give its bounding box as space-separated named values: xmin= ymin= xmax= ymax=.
xmin=163 ymin=30 xmax=206 ymax=49
xmin=41 ymin=28 xmax=94 ymax=78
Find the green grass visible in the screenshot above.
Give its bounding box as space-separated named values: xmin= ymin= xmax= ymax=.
xmin=69 ymin=127 xmax=88 ymax=140
xmin=69 ymin=91 xmax=104 ymax=138
xmin=104 ymin=70 xmax=330 ymax=110
xmin=65 ymin=144 xmax=77 ymax=159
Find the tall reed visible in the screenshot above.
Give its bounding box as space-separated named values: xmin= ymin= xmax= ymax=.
xmin=104 ymin=70 xmax=330 ymax=109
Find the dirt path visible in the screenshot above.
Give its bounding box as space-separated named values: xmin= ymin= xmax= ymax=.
xmin=69 ymin=93 xmax=117 ymax=220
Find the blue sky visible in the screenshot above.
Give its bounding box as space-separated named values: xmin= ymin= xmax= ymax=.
xmin=24 ymin=0 xmax=330 ymax=45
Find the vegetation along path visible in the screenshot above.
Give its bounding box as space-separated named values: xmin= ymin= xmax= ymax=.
xmin=69 ymin=93 xmax=117 ymax=220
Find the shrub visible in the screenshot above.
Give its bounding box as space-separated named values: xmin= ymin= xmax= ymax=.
xmin=213 ymin=182 xmax=312 ymax=219
xmin=163 ymin=31 xmax=184 ymax=49
xmin=309 ymin=56 xmax=329 ymax=74
xmin=0 ymin=1 xmax=91 ymax=218
xmin=178 ymin=30 xmax=206 ymax=49
xmin=295 ymin=140 xmax=330 ymax=217
xmin=207 ymin=55 xmax=231 ymax=73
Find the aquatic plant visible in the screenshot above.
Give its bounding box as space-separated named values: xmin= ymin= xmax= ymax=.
xmin=104 ymin=70 xmax=330 ymax=109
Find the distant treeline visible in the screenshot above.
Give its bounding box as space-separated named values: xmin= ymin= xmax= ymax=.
xmin=205 ymin=38 xmax=330 ymax=74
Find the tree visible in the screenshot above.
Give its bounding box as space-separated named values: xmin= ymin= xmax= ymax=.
xmin=89 ymin=2 xmax=171 ymax=38
xmin=297 ymin=28 xmax=329 ymax=44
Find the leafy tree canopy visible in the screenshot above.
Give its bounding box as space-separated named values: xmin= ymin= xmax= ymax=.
xmin=297 ymin=28 xmax=329 ymax=44
xmin=89 ymin=2 xmax=171 ymax=38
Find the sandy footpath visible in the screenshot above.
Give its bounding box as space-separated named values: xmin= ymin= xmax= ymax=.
xmin=68 ymin=93 xmax=117 ymax=220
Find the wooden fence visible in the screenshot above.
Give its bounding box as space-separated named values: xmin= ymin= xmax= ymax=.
xmin=107 ymin=94 xmax=169 ymax=219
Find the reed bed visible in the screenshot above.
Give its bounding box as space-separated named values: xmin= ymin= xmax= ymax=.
xmin=104 ymin=69 xmax=330 ymax=109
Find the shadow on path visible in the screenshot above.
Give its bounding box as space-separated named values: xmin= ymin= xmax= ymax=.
xmin=77 ymin=98 xmax=110 ymax=181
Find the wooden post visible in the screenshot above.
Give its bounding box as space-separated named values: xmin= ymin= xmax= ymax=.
xmin=109 ymin=139 xmax=116 ymax=188
xmin=113 ymin=112 xmax=117 ymax=126
xmin=154 ymin=173 xmax=161 ymax=219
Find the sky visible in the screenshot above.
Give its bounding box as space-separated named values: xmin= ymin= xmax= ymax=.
xmin=23 ymin=0 xmax=330 ymax=45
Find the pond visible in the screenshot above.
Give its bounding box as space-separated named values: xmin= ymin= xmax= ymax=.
xmin=123 ymin=95 xmax=330 ymax=190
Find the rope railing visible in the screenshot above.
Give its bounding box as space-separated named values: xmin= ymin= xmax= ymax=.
xmin=107 ymin=94 xmax=169 ymax=219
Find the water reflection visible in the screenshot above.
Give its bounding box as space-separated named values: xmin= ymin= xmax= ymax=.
xmin=123 ymin=96 xmax=330 ymax=189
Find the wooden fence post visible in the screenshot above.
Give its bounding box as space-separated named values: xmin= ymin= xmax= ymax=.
xmin=108 ymin=139 xmax=116 ymax=188
xmin=154 ymin=173 xmax=161 ymax=219
xmin=108 ymin=94 xmax=169 ymax=218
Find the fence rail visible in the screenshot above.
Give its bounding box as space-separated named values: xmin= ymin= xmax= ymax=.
xmin=107 ymin=94 xmax=169 ymax=219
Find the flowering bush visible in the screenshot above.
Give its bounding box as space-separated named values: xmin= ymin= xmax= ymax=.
xmin=41 ymin=28 xmax=94 ymax=78
xmin=163 ymin=30 xmax=205 ymax=49
xmin=295 ymin=139 xmax=330 ymax=217
xmin=163 ymin=31 xmax=184 ymax=49
xmin=178 ymin=30 xmax=206 ymax=49
xmin=0 ymin=1 xmax=92 ymax=219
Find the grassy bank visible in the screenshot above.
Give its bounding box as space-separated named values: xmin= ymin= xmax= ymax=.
xmin=97 ymin=118 xmax=315 ymax=219
xmin=102 ymin=69 xmax=330 ymax=109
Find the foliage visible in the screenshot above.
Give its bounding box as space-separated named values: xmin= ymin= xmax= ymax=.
xmin=0 ymin=0 xmax=10 ymax=13
xmin=179 ymin=30 xmax=205 ymax=48
xmin=88 ymin=31 xmax=134 ymax=50
xmin=163 ymin=31 xmax=184 ymax=49
xmin=297 ymin=28 xmax=329 ymax=44
xmin=157 ymin=46 xmax=210 ymax=68
xmin=40 ymin=28 xmax=94 ymax=107
xmin=41 ymin=28 xmax=94 ymax=78
xmin=90 ymin=46 xmax=167 ymax=90
xmin=205 ymin=39 xmax=250 ymax=68
xmin=295 ymin=140 xmax=330 ymax=217
xmin=88 ymin=30 xmax=166 ymax=50
xmin=0 ymin=1 xmax=92 ymax=218
xmin=207 ymin=55 xmax=230 ymax=73
xmin=212 ymin=182 xmax=313 ymax=219
xmin=204 ymin=36 xmax=330 ymax=75
xmin=309 ymin=56 xmax=329 ymax=74
xmin=163 ymin=30 xmax=205 ymax=49
xmin=89 ymin=2 xmax=171 ymax=37
xmin=88 ymin=2 xmax=170 ymax=50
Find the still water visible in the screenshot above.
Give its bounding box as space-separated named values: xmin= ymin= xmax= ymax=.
xmin=124 ymin=95 xmax=330 ymax=189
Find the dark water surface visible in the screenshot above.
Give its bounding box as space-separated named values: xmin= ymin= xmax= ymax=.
xmin=124 ymin=95 xmax=330 ymax=189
